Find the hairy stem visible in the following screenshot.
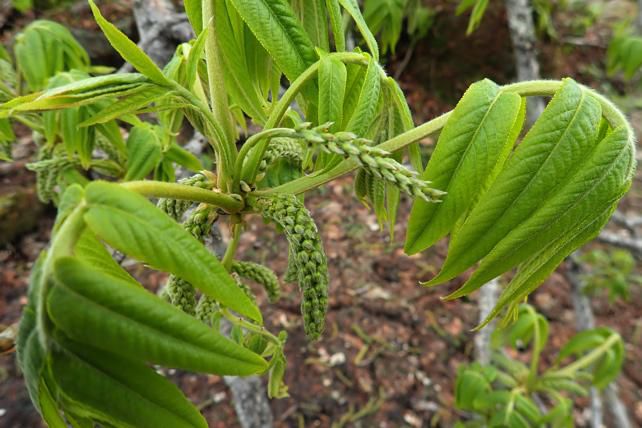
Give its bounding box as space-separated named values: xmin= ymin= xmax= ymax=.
xmin=121 ymin=181 xmax=244 ymax=213
xmin=550 ymin=333 xmax=621 ymax=378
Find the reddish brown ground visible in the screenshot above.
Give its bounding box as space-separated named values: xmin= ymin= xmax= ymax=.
xmin=1 ymin=1 xmax=641 ymax=427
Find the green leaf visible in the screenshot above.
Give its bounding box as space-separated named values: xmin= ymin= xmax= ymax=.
xmin=49 ymin=338 xmax=208 ymax=428
xmin=453 ymin=124 xmax=633 ymax=303
xmin=293 ymin=0 xmax=330 ymax=51
xmin=124 ymin=126 xmax=162 ymax=181
xmin=405 ymin=79 xmax=524 ymax=254
xmin=184 ymin=0 xmax=203 ymax=34
xmin=79 ymin=85 xmax=168 ymax=126
xmin=326 ymin=0 xmax=346 ymax=51
xmin=227 ymin=0 xmax=317 ymax=83
xmin=427 ymin=79 xmax=603 ymax=287
xmin=164 ymin=142 xmax=203 ymax=171
xmin=82 ymin=181 xmax=262 ymax=323
xmin=455 ymin=365 xmax=492 ymax=411
xmin=89 ymin=0 xmax=170 ymax=86
xmin=214 ymin=0 xmax=269 ymax=123
xmin=338 ymin=0 xmax=380 ymax=60
xmin=48 ymin=257 xmax=267 ymax=375
xmin=345 ymin=57 xmax=381 ymax=136
xmin=317 ymin=55 xmax=347 ymax=131
xmin=74 ymin=230 xmax=139 ymax=286
xmin=16 ymin=253 xmax=48 ymax=412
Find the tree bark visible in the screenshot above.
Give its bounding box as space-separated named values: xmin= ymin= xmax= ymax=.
xmin=504 ymin=0 xmax=545 ymax=124
xmin=474 ymin=278 xmax=500 ymax=365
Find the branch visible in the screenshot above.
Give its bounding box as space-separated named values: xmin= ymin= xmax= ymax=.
xmin=474 ymin=278 xmax=500 ymax=365
xmin=596 ymin=231 xmax=642 ymax=257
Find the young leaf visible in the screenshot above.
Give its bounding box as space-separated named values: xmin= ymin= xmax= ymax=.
xmin=82 ymin=181 xmax=262 ymax=323
xmin=227 ymin=0 xmax=317 ymax=83
xmin=450 ymin=125 xmax=634 ymax=302
xmin=338 ymin=0 xmax=380 ymax=61
xmin=88 ymin=0 xmax=170 ymax=86
xmin=49 ymin=339 xmax=208 ymax=428
xmin=405 ymin=79 xmax=524 ymax=255
xmin=293 ymin=0 xmax=330 ymax=51
xmin=427 ymin=79 xmax=603 ymax=286
xmin=48 ymin=257 xmax=267 ymax=375
xmin=326 ymin=0 xmax=346 ymax=51
xmin=184 ymin=0 xmax=203 ymax=35
xmin=125 ymin=126 xmax=162 ymax=181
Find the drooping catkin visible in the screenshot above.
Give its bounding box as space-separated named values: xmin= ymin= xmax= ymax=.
xmin=163 ymin=276 xmax=196 ymax=315
xmin=252 ymin=194 xmax=328 ymax=340
xmin=27 ymin=147 xmax=79 ymax=203
xmin=256 ymin=137 xmax=303 ymax=182
xmin=232 ymin=261 xmax=281 ymax=303
xmin=295 ymin=123 xmax=445 ymax=202
xmin=162 ymin=206 xmax=215 ymax=314
xmin=196 ymin=294 xmax=220 ymax=325
xmin=157 ymin=173 xmax=212 ymax=221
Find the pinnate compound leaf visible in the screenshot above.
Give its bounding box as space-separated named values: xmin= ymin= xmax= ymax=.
xmin=49 ymin=338 xmax=207 ymax=428
xmin=405 ymin=79 xmax=524 ymax=254
xmin=89 ymin=0 xmax=169 ymax=86
xmin=48 ymin=257 xmax=267 ymax=375
xmin=227 ymin=0 xmax=317 ymax=83
xmin=457 ymin=125 xmax=634 ymax=303
xmin=82 ymin=181 xmax=262 ymax=323
xmin=427 ymin=79 xmax=606 ymax=286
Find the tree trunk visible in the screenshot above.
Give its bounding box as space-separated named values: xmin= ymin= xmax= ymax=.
xmin=504 ymin=0 xmax=545 ymax=124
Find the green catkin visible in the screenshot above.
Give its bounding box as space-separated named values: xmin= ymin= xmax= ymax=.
xmin=94 ymin=135 xmax=122 ymax=164
xmin=195 ymin=294 xmax=220 ymax=325
xmin=294 ymin=123 xmax=445 ymax=202
xmin=256 ymin=138 xmax=303 ymax=182
xmin=164 ymin=276 xmax=196 ymax=315
xmin=157 ymin=173 xmax=212 ymax=221
xmin=232 ymin=272 xmax=257 ymax=304
xmin=162 ymin=205 xmax=215 ymax=314
xmin=252 ymin=194 xmax=329 ymax=340
xmin=27 ymin=147 xmax=78 ymax=203
xmin=232 ymin=261 xmax=281 ymax=303
xmin=284 ymin=247 xmax=299 ymax=283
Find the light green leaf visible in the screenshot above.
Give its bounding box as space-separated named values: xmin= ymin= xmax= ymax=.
xmin=89 ymin=0 xmax=170 ymax=86
xmin=428 ymin=79 xmax=603 ymax=286
xmin=405 ymin=79 xmax=524 ymax=254
xmin=293 ymin=0 xmax=330 ymax=51
xmin=326 ymin=0 xmax=346 ymax=51
xmin=450 ymin=125 xmax=633 ymax=302
xmin=49 ymin=339 xmax=208 ymax=428
xmin=125 ymin=126 xmax=162 ymax=181
xmin=164 ymin=142 xmax=203 ymax=171
xmin=184 ymin=0 xmax=203 ymax=34
xmin=338 ymin=0 xmax=380 ymax=60
xmin=228 ymin=0 xmax=317 ymax=83
xmin=48 ymin=256 xmax=267 ymax=375
xmin=82 ymin=181 xmax=262 ymax=323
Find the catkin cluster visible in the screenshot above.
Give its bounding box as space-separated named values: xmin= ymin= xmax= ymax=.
xmin=162 ymin=206 xmax=214 ymax=314
xmin=232 ymin=261 xmax=281 ymax=303
xmin=95 ymin=136 xmax=124 ymax=164
xmin=27 ymin=148 xmax=79 ymax=203
xmin=157 ymin=173 xmax=212 ymax=221
xmin=294 ymin=123 xmax=445 ymax=202
xmin=162 ymin=276 xmax=196 ymax=315
xmin=252 ymin=194 xmax=328 ymax=339
xmin=256 ymin=138 xmax=303 ymax=182
xmin=195 ymin=295 xmax=220 ymax=325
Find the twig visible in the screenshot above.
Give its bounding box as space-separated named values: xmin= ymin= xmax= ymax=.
xmin=597 ymin=231 xmax=642 ymax=257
